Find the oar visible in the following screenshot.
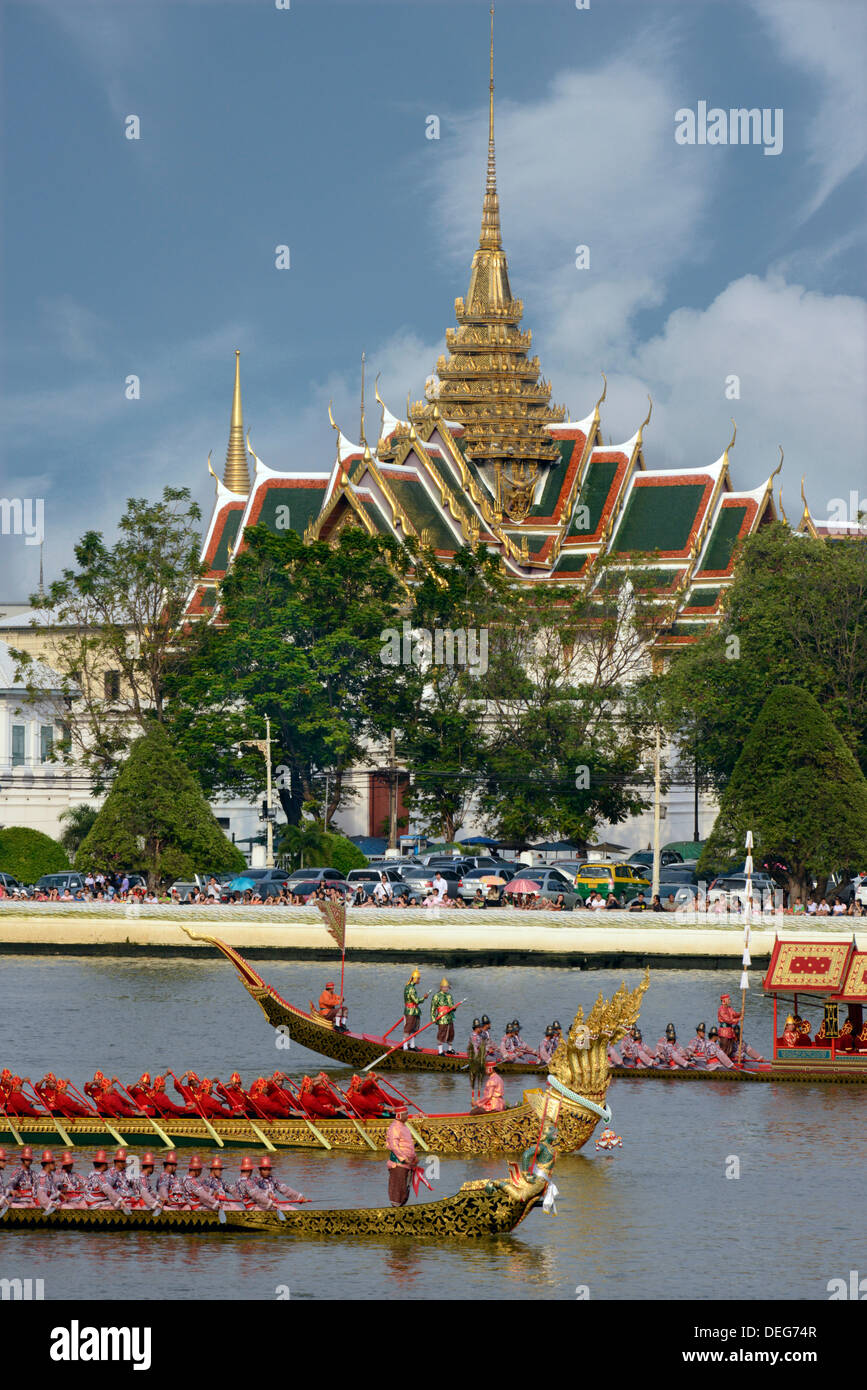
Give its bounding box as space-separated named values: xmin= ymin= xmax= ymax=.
xmin=112 ymin=1079 xmax=173 ymax=1150
xmin=277 ymin=1076 xmax=332 ymax=1150
xmin=0 ymin=1100 xmax=23 ymax=1147
xmin=219 ymin=1081 xmax=277 ymax=1153
xmin=362 ymin=1000 xmax=467 ymax=1072
xmin=326 ymin=1080 xmax=378 ymax=1151
xmin=23 ymin=1079 xmax=73 ymax=1149
xmin=374 ymin=1079 xmax=430 ymax=1152
xmin=68 ymin=1080 xmax=127 ymax=1148
xmin=381 ymin=1015 xmax=409 ymax=1043
xmin=167 ymin=1072 xmax=223 ymax=1148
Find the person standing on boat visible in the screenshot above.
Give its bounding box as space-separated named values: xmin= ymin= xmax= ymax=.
xmin=717 ymin=994 xmax=743 ymax=1057
xmin=431 ymin=977 xmax=458 ymax=1054
xmin=55 ymin=1152 xmax=86 ymax=1208
xmin=386 ymin=1106 xmax=418 ymax=1207
xmin=402 ymin=969 xmax=428 ymax=1050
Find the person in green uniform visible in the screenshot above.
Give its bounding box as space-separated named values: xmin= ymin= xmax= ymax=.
xmin=402 ymin=969 xmax=428 ymax=1051
xmin=431 ymin=977 xmax=457 ymax=1054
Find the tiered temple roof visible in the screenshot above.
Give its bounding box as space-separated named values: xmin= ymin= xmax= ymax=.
xmin=184 ymin=10 xmax=788 ymax=648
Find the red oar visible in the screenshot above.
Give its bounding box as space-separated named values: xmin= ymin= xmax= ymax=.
xmin=381 ymin=1015 xmax=409 ymax=1043
xmin=111 ymin=1078 xmax=174 ymax=1150
xmin=362 ymin=1000 xmax=467 ymax=1072
xmin=22 ymin=1078 xmax=73 ymax=1148
xmin=373 ymin=1076 xmax=427 ymax=1116
xmin=167 ymin=1071 xmax=223 ymax=1148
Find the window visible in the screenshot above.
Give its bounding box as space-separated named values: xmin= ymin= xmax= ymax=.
xmin=11 ymin=725 xmax=25 ymax=766
xmin=103 ymin=670 xmax=121 ymax=700
xmin=40 ymin=726 xmax=54 ymax=762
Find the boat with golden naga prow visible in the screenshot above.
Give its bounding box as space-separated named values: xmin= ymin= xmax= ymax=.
xmin=0 ymin=975 xmax=649 ymax=1156
xmin=0 ymin=1166 xmax=549 ymax=1240
xmin=179 ymin=928 xmax=550 ymax=1074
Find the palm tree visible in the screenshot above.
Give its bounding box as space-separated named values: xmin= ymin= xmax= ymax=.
xmin=58 ymin=804 xmax=99 ymax=857
xmin=276 ymin=822 xmax=329 ymax=872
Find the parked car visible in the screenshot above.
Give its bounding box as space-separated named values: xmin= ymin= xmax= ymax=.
xmin=456 ymin=867 xmax=516 ymax=902
xmin=707 ymin=873 xmax=776 ymax=906
xmin=35 ymin=872 xmax=87 ymax=895
xmin=346 ymin=867 xmax=405 ymax=887
xmin=284 ymin=867 xmax=344 ymax=885
xmin=0 ymin=872 xmax=22 ymax=892
xmin=656 ymin=882 xmax=699 ymax=909
xmin=220 ymin=868 xmax=291 ymax=901
xmin=396 ymin=867 xmax=461 ymax=898
xmin=572 ymin=863 xmax=651 ymax=905
xmin=512 ymin=868 xmax=582 ymax=909
xmin=623 ymin=850 xmax=684 ymax=871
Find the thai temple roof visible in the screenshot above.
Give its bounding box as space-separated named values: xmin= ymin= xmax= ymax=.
xmin=184 ymin=8 xmax=810 ymax=650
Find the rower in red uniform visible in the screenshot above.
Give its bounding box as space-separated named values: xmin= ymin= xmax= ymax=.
xmin=215 ymin=1072 xmax=251 ymax=1114
xmin=192 ymin=1077 xmax=234 ymax=1118
xmin=85 ymin=1071 xmax=136 ymax=1118
xmin=717 ymin=994 xmax=742 ymax=1058
xmin=296 ymin=1074 xmax=342 ymax=1119
xmin=248 ymin=1076 xmax=293 ymax=1119
xmin=56 ymin=1152 xmax=86 ymax=1208
xmin=0 ymin=1071 xmax=41 ymax=1116
xmin=267 ymin=1072 xmax=301 ymax=1114
xmin=345 ymin=1073 xmax=395 ymax=1118
xmin=127 ymin=1073 xmax=157 ymax=1114
xmin=148 ymin=1075 xmax=195 ymax=1118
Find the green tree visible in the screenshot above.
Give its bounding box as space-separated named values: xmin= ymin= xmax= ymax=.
xmin=699 ymin=686 xmax=867 ymax=905
xmin=652 ymin=524 xmax=867 ymax=789
xmin=57 ymin=804 xmax=99 ymax=856
xmin=165 ymin=525 xmax=417 ymax=826
xmin=75 ymin=723 xmax=245 ymax=888
xmin=12 ymin=487 xmax=203 ymax=791
xmin=0 ymin=827 xmax=70 ymax=882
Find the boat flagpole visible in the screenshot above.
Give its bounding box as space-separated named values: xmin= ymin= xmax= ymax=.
xmin=738 ymin=830 xmax=753 ymax=1065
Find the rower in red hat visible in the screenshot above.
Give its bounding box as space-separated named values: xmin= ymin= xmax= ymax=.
xmin=183 ymin=1154 xmax=220 ymax=1210
xmin=157 ymin=1151 xmax=186 ymax=1208
xmin=5 ymin=1145 xmax=37 ymax=1206
xmin=203 ymin=1154 xmax=242 ymax=1208
xmin=106 ymin=1147 xmax=134 ymax=1203
xmin=36 ymin=1150 xmax=59 ymax=1211
xmin=56 ymin=1151 xmax=86 ymax=1208
xmin=83 ymin=1150 xmax=127 ymax=1209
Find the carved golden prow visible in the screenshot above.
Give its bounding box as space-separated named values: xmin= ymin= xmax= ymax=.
xmin=548 ymin=970 xmax=650 ymax=1097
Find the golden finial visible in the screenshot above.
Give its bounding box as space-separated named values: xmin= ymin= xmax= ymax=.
xmin=800 ymin=475 xmax=809 ymax=509
xmin=595 ymin=372 xmax=608 ymax=411
xmin=206 ymin=450 xmax=217 ymax=482
xmin=769 ymin=445 xmax=783 ymax=484
xmin=223 ymin=350 xmax=251 ymax=494
xmin=725 ymin=418 xmax=737 ymax=456
xmin=328 ymin=400 xmax=338 ymax=431
xmin=637 ymin=393 xmax=653 ymax=443
xmin=778 ymin=487 xmax=789 ymax=526
xmin=360 ymin=351 xmax=367 ymax=447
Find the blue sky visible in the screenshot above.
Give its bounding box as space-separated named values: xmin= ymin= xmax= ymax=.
xmin=2 ymin=0 xmax=865 ymax=594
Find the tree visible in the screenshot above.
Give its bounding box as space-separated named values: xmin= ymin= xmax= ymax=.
xmin=75 ymin=722 xmax=245 ymax=888
xmin=652 ymin=524 xmax=867 ymax=790
xmin=699 ymin=686 xmax=867 ymax=905
xmin=0 ymin=827 xmax=70 ymax=882
xmin=165 ymin=526 xmax=418 ymax=827
xmin=58 ymin=804 xmax=99 ymax=856
xmin=12 ymin=487 xmax=203 ymax=791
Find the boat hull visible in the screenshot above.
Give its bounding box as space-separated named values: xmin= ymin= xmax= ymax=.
xmin=0 ymin=1174 xmax=547 ymax=1238
xmin=612 ymin=1062 xmax=867 ymax=1083
xmin=0 ymin=1088 xmax=604 ymax=1156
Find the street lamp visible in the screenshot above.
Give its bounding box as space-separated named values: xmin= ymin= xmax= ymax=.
xmin=238 ymin=715 xmax=274 ymax=868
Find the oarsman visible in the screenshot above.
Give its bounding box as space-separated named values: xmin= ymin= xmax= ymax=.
xmin=148 ymin=1075 xmax=194 ymax=1118
xmin=717 ymin=994 xmax=743 ymax=1058
xmin=127 ymin=1073 xmax=156 ymax=1114
xmin=215 ymin=1072 xmax=251 ymax=1114
xmin=174 ymin=1071 xmax=201 ymax=1106
xmin=684 ymin=1022 xmax=710 ymax=1066
xmin=84 ymin=1150 xmax=127 ymax=1209
xmin=128 ymin=1153 xmax=158 ymax=1210
xmin=0 ymin=1070 xmax=41 ymax=1116
xmin=5 ymin=1145 xmax=37 ymax=1204
xmin=253 ymin=1155 xmax=306 ymax=1209
xmin=539 ymin=1026 xmax=558 ymax=1065
xmin=470 ymin=1061 xmax=505 ymax=1114
xmin=653 ymin=1024 xmax=690 ymax=1068
xmin=704 ymin=1027 xmax=736 ymax=1070
xmin=478 ymin=1015 xmax=493 ymax=1047
xmin=202 ymin=1156 xmax=242 ymax=1208
xmin=0 ymin=1146 xmax=7 ymax=1194
xmin=402 ymin=969 xmax=427 ymax=1050
xmin=619 ymin=1026 xmax=655 ymax=1068
xmin=731 ymin=1024 xmax=765 ymax=1064
xmin=498 ymin=1020 xmax=518 ymax=1060
xmin=53 ymin=1077 xmax=94 ymax=1117
xmin=183 ymin=1154 xmax=221 ymax=1211
xmin=55 ymin=1152 xmax=86 ymax=1208
xmin=85 ymin=1071 xmax=136 ymax=1118
xmin=345 ymin=1073 xmax=395 ymax=1118
xmin=236 ymin=1155 xmax=305 ymax=1210
xmin=467 ymin=1018 xmax=485 ymax=1057
xmin=268 ymin=1072 xmax=302 ymax=1114
xmin=36 ymin=1150 xmax=60 ymax=1210
xmin=247 ymin=1076 xmax=291 ymax=1119
xmin=156 ymin=1151 xmax=187 ymax=1208
xmin=430 ymin=977 xmax=457 ymax=1055
xmin=500 ymin=1020 xmax=540 ymax=1063
xmin=386 ymin=1105 xmax=418 ymax=1208
xmin=106 ymin=1148 xmax=134 ymax=1202
xmin=192 ymin=1077 xmax=234 ymax=1118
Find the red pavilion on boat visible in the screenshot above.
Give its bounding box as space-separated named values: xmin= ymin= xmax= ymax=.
xmin=763 ymin=937 xmax=867 ymax=1071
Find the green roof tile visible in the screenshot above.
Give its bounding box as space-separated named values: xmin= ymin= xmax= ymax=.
xmin=696 ymin=504 xmax=748 ymax=574
xmin=568 ymin=456 xmax=620 ymax=539
xmin=611 ymin=482 xmax=706 ymax=554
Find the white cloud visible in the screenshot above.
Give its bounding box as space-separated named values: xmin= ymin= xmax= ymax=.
xmin=751 ymin=0 xmax=867 ymax=219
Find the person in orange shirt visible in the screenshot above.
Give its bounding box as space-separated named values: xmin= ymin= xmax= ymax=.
xmin=317 ymin=981 xmax=347 ymax=1030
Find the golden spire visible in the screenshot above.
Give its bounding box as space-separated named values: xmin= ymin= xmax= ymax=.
xmin=360 ymin=351 xmax=367 ymax=446
xmin=223 ymin=350 xmax=251 ymax=494
xmin=480 ymin=4 xmax=501 ymax=252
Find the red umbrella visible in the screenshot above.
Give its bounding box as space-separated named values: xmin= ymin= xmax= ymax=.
xmin=503 ymin=878 xmax=541 ymax=895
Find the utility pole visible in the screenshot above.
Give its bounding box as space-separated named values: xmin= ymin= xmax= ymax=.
xmin=693 ymin=748 xmax=700 ymax=843
xmin=387 ymin=728 xmax=398 ymax=854
xmin=239 ymin=715 xmax=274 ymax=868
xmin=652 ymin=725 xmax=662 ymax=898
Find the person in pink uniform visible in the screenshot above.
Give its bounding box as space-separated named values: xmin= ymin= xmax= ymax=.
xmin=619 ymin=1027 xmax=655 ymax=1067
xmin=157 ymin=1152 xmax=187 ymax=1208
xmin=5 ymin=1145 xmax=37 ymax=1205
xmin=684 ymin=1022 xmax=710 ymax=1066
xmin=652 ymin=1024 xmax=690 ymax=1068
xmin=704 ymin=1027 xmax=736 ymax=1069
xmin=0 ymin=1146 xmax=7 ymax=1195
xmin=55 ymin=1152 xmax=86 ymax=1208
xmin=717 ymin=994 xmax=742 ymax=1057
xmin=182 ymin=1154 xmax=221 ymax=1210
xmin=84 ymin=1150 xmax=128 ymax=1209
xmin=35 ymin=1150 xmax=60 ymax=1210
xmin=203 ymin=1155 xmax=243 ymax=1208
xmin=539 ymin=1026 xmax=559 ymax=1065
xmin=471 ymin=1062 xmax=505 ymax=1114
xmin=237 ymin=1155 xmax=305 ymax=1209
xmin=106 ymin=1148 xmax=135 ymax=1203
xmin=386 ymin=1106 xmax=418 ymax=1207
xmin=730 ymin=1026 xmax=765 ymax=1064
xmin=128 ymin=1153 xmax=159 ymax=1210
